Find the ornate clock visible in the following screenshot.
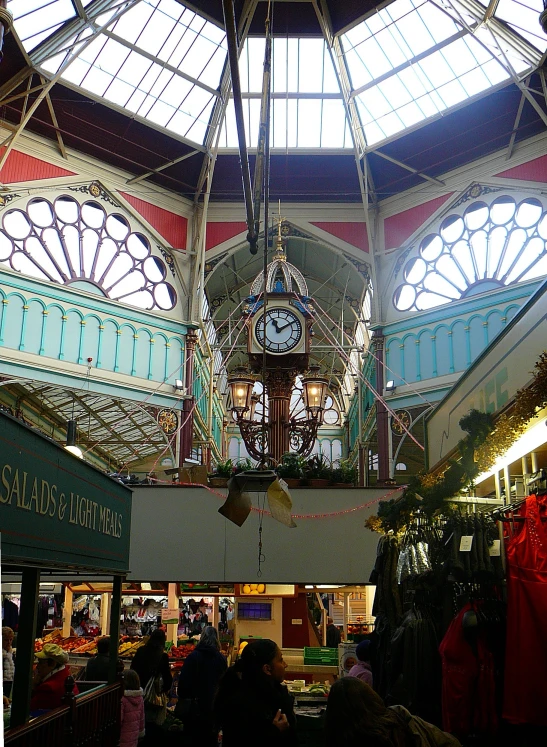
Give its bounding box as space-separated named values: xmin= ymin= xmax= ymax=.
xmin=391 ymin=409 xmax=411 ymax=436
xmin=254 ymin=307 xmax=303 ymax=353
xmin=157 ymin=408 xmax=178 ymax=435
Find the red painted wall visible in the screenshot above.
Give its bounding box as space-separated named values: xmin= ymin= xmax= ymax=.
xmin=205 ymin=221 xmax=248 ymax=251
xmin=121 ymin=192 xmax=187 ymax=249
xmin=0 ymin=148 xmax=75 ymax=182
xmin=384 ymin=194 xmax=453 ymax=250
xmin=282 ymin=594 xmax=315 ymax=648
xmin=310 ymin=221 xmax=369 ymax=252
xmin=495 ymin=155 xmax=547 ymax=182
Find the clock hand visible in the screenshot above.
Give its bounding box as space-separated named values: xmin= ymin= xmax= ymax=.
xmin=272 ymin=321 xmax=293 ymax=332
xmin=271 ymin=319 xmax=282 ymax=332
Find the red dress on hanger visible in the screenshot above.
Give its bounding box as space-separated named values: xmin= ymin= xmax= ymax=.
xmin=503 ymin=493 xmax=547 ymax=726
xmin=439 ymin=602 xmax=497 ymax=736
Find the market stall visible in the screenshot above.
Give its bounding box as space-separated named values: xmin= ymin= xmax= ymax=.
xmin=0 ymin=409 xmax=132 ymax=736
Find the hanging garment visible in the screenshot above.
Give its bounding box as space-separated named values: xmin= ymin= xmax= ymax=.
xmin=2 ymin=598 xmax=19 ymax=630
xmin=503 ymin=493 xmax=547 ymax=726
xmin=388 ymin=607 xmax=442 ymax=726
xmin=439 ymin=602 xmax=498 ymax=738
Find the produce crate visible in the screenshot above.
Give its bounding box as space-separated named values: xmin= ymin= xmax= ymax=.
xmin=303 ymin=647 xmax=338 ymax=666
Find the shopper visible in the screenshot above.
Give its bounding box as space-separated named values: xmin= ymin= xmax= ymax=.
xmin=326 ymin=617 xmax=341 ymax=648
xmin=176 ymin=625 xmax=227 ymax=744
xmin=325 ymin=677 xmax=461 ymax=747
xmin=348 ymin=639 xmax=373 ymax=688
xmin=2 ymin=627 xmax=15 ymax=684
xmin=30 ymin=643 xmax=79 ymax=713
xmin=130 ymin=629 xmax=172 ymax=744
xmin=120 ymin=669 xmax=145 ymax=747
xmin=215 ymin=638 xmax=297 ymax=747
xmin=84 ymin=635 xmax=120 ymax=681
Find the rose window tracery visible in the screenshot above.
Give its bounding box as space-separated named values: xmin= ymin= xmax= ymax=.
xmin=393 ymin=196 xmax=547 ymax=312
xmin=0 ymin=195 xmax=177 ymax=311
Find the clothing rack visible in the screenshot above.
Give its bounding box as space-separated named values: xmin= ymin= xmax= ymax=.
xmin=491 ymin=490 xmax=547 ymax=522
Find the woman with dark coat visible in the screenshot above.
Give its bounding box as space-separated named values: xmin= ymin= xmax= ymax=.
xmin=214 ymin=638 xmax=297 ymax=747
xmin=325 ymin=677 xmax=461 ymax=747
xmin=130 ymin=629 xmax=172 ymax=744
xmin=177 ymin=626 xmax=227 ymax=745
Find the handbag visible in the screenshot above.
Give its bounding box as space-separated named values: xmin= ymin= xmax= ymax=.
xmin=143 ymin=671 xmax=166 ymax=709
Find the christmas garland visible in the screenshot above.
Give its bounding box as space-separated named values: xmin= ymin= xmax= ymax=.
xmin=365 ymin=351 xmax=547 ymax=534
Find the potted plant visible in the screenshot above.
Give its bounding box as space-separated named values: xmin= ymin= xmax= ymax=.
xmin=303 ymin=453 xmax=332 ymax=487
xmin=209 ymin=458 xmax=233 ymax=487
xmin=331 ymin=458 xmax=357 ymax=487
xmin=277 ymin=453 xmax=305 ymax=488
xmin=234 ymin=457 xmax=253 ymax=473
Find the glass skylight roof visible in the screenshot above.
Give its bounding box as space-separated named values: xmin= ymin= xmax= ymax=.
xmin=7 ymin=0 xmax=547 ymax=151
xmin=219 ymin=38 xmax=352 ymax=149
xmin=8 ymin=0 xmax=226 ymax=145
xmin=341 ymin=0 xmax=544 ymax=147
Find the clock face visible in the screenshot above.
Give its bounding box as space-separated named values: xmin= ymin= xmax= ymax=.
xmin=255 ymin=308 xmax=303 ymax=353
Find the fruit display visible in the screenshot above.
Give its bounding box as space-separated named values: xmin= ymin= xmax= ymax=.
xmin=241 ymin=583 xmax=266 ymax=595
xmin=168 ymin=643 xmax=195 ymax=661
xmin=72 ymin=640 xmax=97 ymax=655
xmin=33 ymin=633 xmax=195 ymax=663
xmin=34 ymin=635 xmax=92 ymax=653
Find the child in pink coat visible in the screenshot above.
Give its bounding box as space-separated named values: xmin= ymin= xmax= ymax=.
xmin=120 ymin=669 xmax=145 ymax=747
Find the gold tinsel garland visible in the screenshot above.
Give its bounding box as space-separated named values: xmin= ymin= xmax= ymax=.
xmin=474 ymin=351 xmax=547 ymax=474
xmin=365 ymin=351 xmax=547 ymax=534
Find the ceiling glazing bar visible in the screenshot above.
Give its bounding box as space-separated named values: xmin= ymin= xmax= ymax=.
xmin=350 ymin=28 xmax=470 ymax=99
xmin=126 ymin=150 xmax=200 ymax=185
xmin=98 ymin=28 xmax=221 ymax=98
xmin=31 ymin=0 xmax=139 ymax=67
xmin=373 ymin=151 xmax=445 ymax=187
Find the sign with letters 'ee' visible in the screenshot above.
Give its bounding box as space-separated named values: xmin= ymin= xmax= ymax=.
xmin=0 ymin=411 xmax=131 ymax=574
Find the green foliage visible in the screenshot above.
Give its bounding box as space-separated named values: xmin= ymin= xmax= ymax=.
xmin=304 ymin=453 xmax=332 ymax=479
xmin=277 ymin=452 xmax=305 ymax=479
xmin=234 ymin=457 xmax=253 ymax=472
xmin=213 ymin=458 xmax=233 ymax=477
xmin=331 ymin=458 xmax=358 ymax=484
xmin=368 ymin=408 xmax=495 ymax=533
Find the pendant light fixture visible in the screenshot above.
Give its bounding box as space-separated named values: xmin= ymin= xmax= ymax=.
xmin=65 ymin=419 xmax=83 ymax=459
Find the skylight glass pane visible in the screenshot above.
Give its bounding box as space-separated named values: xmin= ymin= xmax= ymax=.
xmin=492 ymin=0 xmax=547 ymax=51
xmin=61 ymin=56 xmax=91 ymax=85
xmin=272 ymin=99 xmax=288 ymax=148
xmin=110 ymin=3 xmax=155 ymax=45
xmin=7 ymin=0 xmax=227 ymax=147
xmin=8 ymin=0 xmax=75 ymax=52
xmin=298 ymin=39 xmax=325 ymax=92
xmin=297 ymin=100 xmax=322 ymax=146
xmin=320 ymin=100 xmax=349 ymax=147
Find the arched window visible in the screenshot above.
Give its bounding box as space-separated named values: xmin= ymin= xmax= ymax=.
xmin=0 ymin=195 xmax=177 ymax=311
xmin=394 ymin=195 xmax=547 ymax=312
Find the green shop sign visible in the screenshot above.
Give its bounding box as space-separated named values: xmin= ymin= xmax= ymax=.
xmin=0 ymin=412 xmax=131 ymax=573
